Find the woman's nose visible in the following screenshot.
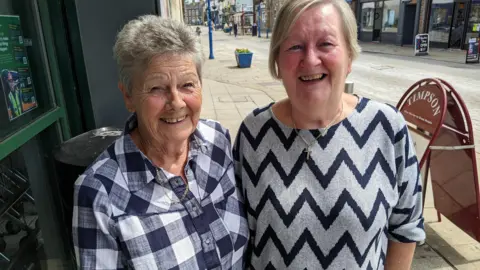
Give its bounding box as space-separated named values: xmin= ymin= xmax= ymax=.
xmin=301 ymin=48 xmax=322 ymax=68
xmin=168 ymin=89 xmax=186 ymax=109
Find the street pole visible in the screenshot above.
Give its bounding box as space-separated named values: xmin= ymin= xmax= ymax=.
xmin=257 ymin=3 xmax=261 ymax=38
xmin=207 ymin=0 xmax=214 ymax=59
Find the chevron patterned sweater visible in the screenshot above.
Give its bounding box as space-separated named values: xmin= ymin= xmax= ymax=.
xmin=233 ymin=97 xmax=426 ymax=270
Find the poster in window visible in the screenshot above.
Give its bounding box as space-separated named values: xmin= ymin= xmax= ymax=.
xmin=0 ymin=15 xmax=38 ymax=121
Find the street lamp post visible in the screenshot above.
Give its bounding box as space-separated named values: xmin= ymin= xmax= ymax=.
xmin=207 ymin=0 xmax=214 ymax=59
xmin=257 ymin=2 xmax=261 ymax=38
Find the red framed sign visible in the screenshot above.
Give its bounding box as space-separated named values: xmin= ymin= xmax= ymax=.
xmin=397 ymin=78 xmax=480 ymax=242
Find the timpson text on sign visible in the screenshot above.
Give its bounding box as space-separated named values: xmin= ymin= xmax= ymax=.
xmin=401 ymin=85 xmax=444 ymax=134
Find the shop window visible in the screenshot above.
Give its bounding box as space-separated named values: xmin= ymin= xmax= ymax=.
xmin=0 ymin=0 xmax=56 ymax=142
xmin=382 ymin=0 xmax=400 ymax=33
xmin=428 ymin=0 xmax=454 ymax=43
xmin=0 ymin=124 xmax=71 ymax=269
xmin=466 ymin=2 xmax=480 ymax=43
xmin=361 ymin=2 xmax=375 ymax=32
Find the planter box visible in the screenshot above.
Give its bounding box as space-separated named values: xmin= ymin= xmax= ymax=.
xmin=235 ymin=51 xmax=253 ymax=68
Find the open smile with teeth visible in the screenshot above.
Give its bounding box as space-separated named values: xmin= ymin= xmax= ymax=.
xmin=299 ymin=74 xmax=327 ymax=82
xmin=160 ymin=115 xmax=187 ymax=124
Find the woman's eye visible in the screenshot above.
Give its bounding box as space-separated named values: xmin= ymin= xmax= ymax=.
xmin=320 ymin=42 xmax=333 ymax=47
xmin=183 ymin=83 xmax=195 ymax=88
xmin=288 ymin=45 xmax=302 ymax=51
xmin=150 ymin=87 xmax=164 ymax=92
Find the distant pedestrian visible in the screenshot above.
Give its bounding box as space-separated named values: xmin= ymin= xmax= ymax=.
xmin=233 ymin=23 xmax=238 ymax=37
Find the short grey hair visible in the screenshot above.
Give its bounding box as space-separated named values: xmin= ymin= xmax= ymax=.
xmin=113 ymin=15 xmax=204 ymax=94
xmin=268 ymin=0 xmax=361 ymax=79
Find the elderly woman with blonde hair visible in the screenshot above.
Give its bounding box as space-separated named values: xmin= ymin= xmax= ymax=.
xmin=233 ymin=0 xmax=425 ymax=269
xmin=72 ymin=16 xmax=248 ymax=269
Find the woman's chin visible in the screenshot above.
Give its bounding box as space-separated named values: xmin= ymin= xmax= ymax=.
xmin=294 ymin=88 xmax=332 ymax=105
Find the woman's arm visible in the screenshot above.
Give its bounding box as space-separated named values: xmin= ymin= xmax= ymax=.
xmin=386 ymin=112 xmax=426 ymax=269
xmin=73 ymin=174 xmax=122 ymax=269
xmin=385 ymin=241 xmax=416 ymax=269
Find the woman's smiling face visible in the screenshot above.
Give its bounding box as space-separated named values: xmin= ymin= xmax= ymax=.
xmin=277 ymin=3 xmax=352 ymax=108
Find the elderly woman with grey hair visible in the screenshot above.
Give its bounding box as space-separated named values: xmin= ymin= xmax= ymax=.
xmin=72 ymin=16 xmax=248 ymax=269
xmin=233 ymin=0 xmax=425 ymax=269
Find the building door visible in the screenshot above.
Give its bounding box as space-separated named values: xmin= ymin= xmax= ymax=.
xmin=403 ymin=4 xmax=417 ymax=45
xmin=373 ymin=1 xmax=384 ymax=41
xmin=449 ymin=1 xmax=466 ymax=48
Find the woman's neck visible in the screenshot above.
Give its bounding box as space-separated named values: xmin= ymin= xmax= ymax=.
xmin=272 ymin=93 xmax=358 ymax=130
xmin=131 ymin=128 xmax=189 ymax=176
xmin=290 ymin=99 xmax=343 ymax=130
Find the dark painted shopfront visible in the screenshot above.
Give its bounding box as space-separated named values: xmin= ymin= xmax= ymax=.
xmin=357 ymin=0 xmax=422 ymax=45
xmin=425 ymin=0 xmax=480 ymax=49
xmin=0 ymin=0 xmax=161 ymax=269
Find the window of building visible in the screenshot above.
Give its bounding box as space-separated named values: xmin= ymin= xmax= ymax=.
xmin=466 ymin=1 xmax=480 ymax=42
xmin=382 ymin=0 xmax=400 ymax=33
xmin=361 ymin=2 xmax=375 ymax=32
xmin=428 ymin=0 xmax=454 ymax=43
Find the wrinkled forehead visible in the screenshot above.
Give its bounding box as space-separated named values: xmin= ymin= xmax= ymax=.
xmin=130 ymin=53 xmax=199 ymax=88
xmin=288 ymin=4 xmax=340 ymax=37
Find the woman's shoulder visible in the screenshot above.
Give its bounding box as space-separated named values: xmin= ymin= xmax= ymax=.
xmin=240 ymin=102 xmax=276 ymax=127
xmin=197 ymin=118 xmax=234 ymax=145
xmin=356 ymin=96 xmax=407 ymax=131
xmin=74 ymin=139 xmax=123 ymax=191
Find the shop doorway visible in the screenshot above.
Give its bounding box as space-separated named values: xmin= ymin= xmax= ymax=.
xmin=449 ymin=1 xmax=466 ymax=48
xmin=403 ymin=4 xmax=417 ymax=45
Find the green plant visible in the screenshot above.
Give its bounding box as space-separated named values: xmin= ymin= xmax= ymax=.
xmin=235 ymin=48 xmax=251 ymax=53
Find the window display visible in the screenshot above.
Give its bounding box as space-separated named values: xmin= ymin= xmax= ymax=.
xmin=382 ymin=0 xmax=400 ymax=33
xmin=0 ymin=16 xmax=38 ymax=121
xmin=428 ymin=0 xmax=454 ymax=43
xmin=361 ymin=2 xmax=375 ymax=31
xmin=466 ymin=1 xmax=480 ymax=42
xmin=0 ymin=0 xmax=55 ymax=142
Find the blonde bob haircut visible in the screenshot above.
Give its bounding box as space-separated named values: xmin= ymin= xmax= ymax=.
xmin=268 ymin=0 xmax=361 ymax=79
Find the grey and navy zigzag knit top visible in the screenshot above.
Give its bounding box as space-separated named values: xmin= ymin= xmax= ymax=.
xmin=233 ymin=97 xmax=426 ymax=270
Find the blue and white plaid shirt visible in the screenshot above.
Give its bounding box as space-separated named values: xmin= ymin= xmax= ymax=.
xmin=72 ymin=115 xmax=249 ymax=269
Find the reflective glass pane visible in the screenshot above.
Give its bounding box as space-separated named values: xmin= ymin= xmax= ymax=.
xmin=0 ymin=126 xmax=71 ymax=269
xmin=0 ymin=0 xmax=56 ymax=141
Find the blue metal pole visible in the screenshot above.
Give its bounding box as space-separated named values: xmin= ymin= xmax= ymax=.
xmin=207 ymin=0 xmax=214 ymax=59
xmin=257 ymin=3 xmax=261 ymax=38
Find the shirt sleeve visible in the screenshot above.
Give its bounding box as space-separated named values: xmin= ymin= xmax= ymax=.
xmin=388 ymin=114 xmax=426 ymax=243
xmin=232 ymin=124 xmax=256 ymax=264
xmin=72 ymin=174 xmax=124 ymax=269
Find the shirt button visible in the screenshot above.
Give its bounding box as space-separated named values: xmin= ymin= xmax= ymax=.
xmin=205 ymin=238 xmax=211 ymax=244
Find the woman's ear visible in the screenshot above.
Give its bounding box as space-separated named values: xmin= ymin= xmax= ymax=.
xmin=276 ymin=63 xmax=282 ymax=79
xmin=119 ymin=82 xmax=135 ymax=113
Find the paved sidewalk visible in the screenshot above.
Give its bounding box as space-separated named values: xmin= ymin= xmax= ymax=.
xmin=198 ymin=27 xmax=480 ymax=269
xmin=359 ymin=42 xmax=468 ymax=64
